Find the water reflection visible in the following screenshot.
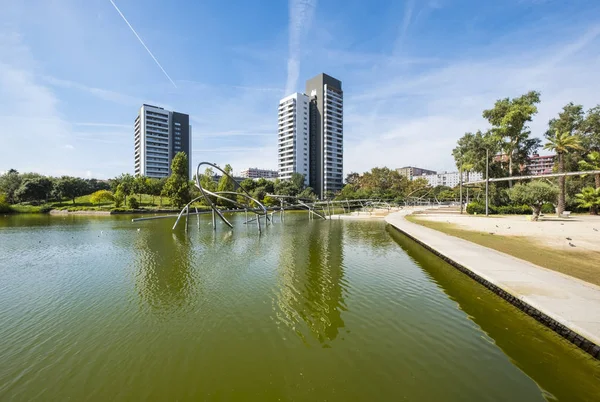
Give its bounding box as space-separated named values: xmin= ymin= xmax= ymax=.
xmin=388 ymin=227 xmax=600 ymax=401
xmin=273 ymin=221 xmax=347 ymax=345
xmin=342 ymin=220 xmax=392 ymax=253
xmin=133 ymin=226 xmax=196 ymax=314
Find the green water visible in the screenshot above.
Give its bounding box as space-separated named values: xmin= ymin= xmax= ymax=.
xmin=0 ymin=213 xmax=598 ymax=401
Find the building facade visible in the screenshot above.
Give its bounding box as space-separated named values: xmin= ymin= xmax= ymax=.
xmin=524 ymin=154 xmax=555 ymax=176
xmin=306 ymin=73 xmax=343 ymax=198
xmin=240 ymin=168 xmax=279 ymax=179
xmin=277 ymin=93 xmax=310 ymax=186
xmin=397 ymin=166 xmax=437 ymax=180
xmin=421 ymin=171 xmax=484 ymax=188
xmin=134 ymin=104 xmax=192 ymax=179
xmin=277 ymin=74 xmax=343 ymax=199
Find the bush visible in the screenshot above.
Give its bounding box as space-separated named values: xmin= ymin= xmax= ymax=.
xmin=0 ymin=192 xmax=10 ymax=213
xmin=127 ymin=196 xmax=140 ymax=209
xmin=541 ymin=203 xmax=555 ymax=214
xmin=90 ymin=190 xmax=114 ymax=205
xmin=39 ymin=205 xmax=53 ymax=213
xmin=466 ymin=202 xmax=496 ymax=215
xmin=496 ymin=205 xmax=532 ymax=215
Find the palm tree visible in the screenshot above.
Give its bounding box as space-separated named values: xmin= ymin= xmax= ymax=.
xmin=574 ymin=187 xmax=600 ymax=215
xmin=578 ymin=151 xmax=600 ymax=189
xmin=544 ymin=130 xmax=583 ymax=216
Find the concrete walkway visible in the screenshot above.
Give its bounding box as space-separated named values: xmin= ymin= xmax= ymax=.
xmin=385 ymin=210 xmax=600 ymax=359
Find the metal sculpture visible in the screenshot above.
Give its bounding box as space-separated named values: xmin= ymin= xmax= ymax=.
xmin=133 ymin=161 xmax=409 ymax=232
xmin=172 ymin=162 xmax=269 ymax=232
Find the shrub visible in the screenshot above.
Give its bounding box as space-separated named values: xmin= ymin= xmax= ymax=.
xmin=127 ymin=196 xmax=140 ymax=209
xmin=90 ymin=190 xmax=114 ymax=205
xmin=466 ymin=202 xmax=496 ymax=215
xmin=541 ymin=203 xmax=555 ymax=214
xmin=496 ymin=204 xmax=533 ymax=215
xmin=39 ymin=205 xmax=53 ymax=213
xmin=0 ymin=192 xmax=10 ymax=213
xmin=114 ymin=191 xmax=124 ymax=208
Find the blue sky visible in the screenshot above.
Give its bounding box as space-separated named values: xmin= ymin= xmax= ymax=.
xmin=1 ymin=0 xmax=600 ymax=178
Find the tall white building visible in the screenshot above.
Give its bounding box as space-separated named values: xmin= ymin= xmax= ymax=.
xmin=134 ymin=104 xmax=192 ymax=179
xmin=277 ymin=93 xmax=310 ymax=186
xmin=421 ymin=171 xmax=484 ymax=188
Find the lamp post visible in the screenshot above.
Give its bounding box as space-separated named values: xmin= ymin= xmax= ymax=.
xmin=485 ymin=148 xmax=489 ymax=216
xmin=459 ymin=160 xmax=463 ymax=214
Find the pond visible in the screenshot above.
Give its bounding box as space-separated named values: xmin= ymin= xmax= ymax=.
xmin=0 ymin=213 xmax=599 ymax=401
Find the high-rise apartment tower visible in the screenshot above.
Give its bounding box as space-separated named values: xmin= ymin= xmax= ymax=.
xmin=277 ymin=74 xmax=343 ymax=199
xmin=134 ymin=104 xmax=192 ymax=179
xmin=306 ymin=73 xmax=343 ymax=198
xmin=277 ymin=93 xmax=310 ymax=186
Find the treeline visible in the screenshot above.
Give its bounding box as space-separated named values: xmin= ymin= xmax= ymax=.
xmin=0 ymin=152 xmax=321 ymax=213
xmin=335 ymin=167 xmax=430 ymax=201
xmin=451 ymin=92 xmax=600 ymax=215
xmin=0 ymin=170 xmax=110 ymax=205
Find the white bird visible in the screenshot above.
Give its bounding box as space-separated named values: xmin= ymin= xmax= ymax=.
xmin=137 ymin=228 xmax=141 ymax=232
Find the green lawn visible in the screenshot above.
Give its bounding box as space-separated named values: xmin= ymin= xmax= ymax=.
xmin=7 ymin=193 xmax=183 ymax=213
xmin=406 ymin=215 xmax=600 ymax=287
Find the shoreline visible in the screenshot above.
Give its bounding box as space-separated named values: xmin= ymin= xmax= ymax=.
xmin=385 ymin=209 xmax=600 ymax=360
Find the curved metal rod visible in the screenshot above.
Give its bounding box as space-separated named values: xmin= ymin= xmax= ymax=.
xmin=194 ymin=162 xmax=267 ymax=230
xmin=172 ymin=195 xmax=205 ymax=230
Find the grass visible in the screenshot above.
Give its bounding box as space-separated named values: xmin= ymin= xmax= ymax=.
xmin=406 ymin=214 xmax=600 ymax=287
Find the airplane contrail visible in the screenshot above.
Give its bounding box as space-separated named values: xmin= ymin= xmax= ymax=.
xmin=108 ymin=0 xmax=177 ymax=88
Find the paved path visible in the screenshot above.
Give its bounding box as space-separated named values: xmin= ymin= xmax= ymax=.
xmin=385 ymin=210 xmax=600 ymax=358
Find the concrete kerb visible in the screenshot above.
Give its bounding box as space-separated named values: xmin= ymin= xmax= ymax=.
xmin=385 ymin=209 xmax=600 ymax=360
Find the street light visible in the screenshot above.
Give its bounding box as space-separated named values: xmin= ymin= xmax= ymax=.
xmin=459 ymin=158 xmax=463 ymax=214
xmin=485 ymin=148 xmax=489 ymax=216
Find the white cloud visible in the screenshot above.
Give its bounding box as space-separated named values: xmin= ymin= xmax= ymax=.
xmin=285 ymin=0 xmax=317 ymax=94
xmin=63 ymin=144 xmax=75 ymax=150
xmin=342 ymin=24 xmax=600 ymax=174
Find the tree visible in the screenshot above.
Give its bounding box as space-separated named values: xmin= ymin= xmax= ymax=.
xmin=54 ymin=176 xmax=88 ymax=204
xmin=574 ymin=187 xmax=600 ymax=215
xmin=111 ymin=174 xmax=134 ymax=205
xmin=0 ymin=170 xmax=22 ymax=204
xmin=114 ymin=186 xmax=125 ymax=208
xmin=452 ymin=131 xmax=501 ymax=176
xmin=147 ymin=178 xmax=164 ymax=206
xmin=239 ymin=178 xmax=256 ymax=192
xmin=547 ymin=102 xmax=584 ymax=137
xmin=133 ymin=176 xmax=149 ymax=203
xmin=578 ymin=151 xmax=600 ymax=189
xmin=508 ymin=181 xmax=558 ymax=221
xmin=298 ymin=187 xmax=317 ymax=200
xmin=216 ymin=164 xmax=235 ymax=206
xmin=0 ymin=192 xmax=10 ymax=213
xmin=127 ymin=196 xmax=140 ymax=210
xmin=482 ymin=91 xmax=541 ymax=186
xmin=86 ymin=179 xmax=110 ymax=193
xmin=290 ymin=172 xmax=306 ymax=192
xmin=345 ymin=172 xmax=360 ymax=185
xmin=14 ymin=177 xmax=53 ymax=204
xmin=90 ymin=190 xmax=115 ymax=205
xmin=162 ymin=152 xmax=191 ymax=208
xmin=544 ymin=130 xmax=583 ymax=216
xmin=581 ymin=105 xmax=600 ymax=151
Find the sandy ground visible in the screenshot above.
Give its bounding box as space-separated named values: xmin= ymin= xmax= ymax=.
xmin=414 ymin=212 xmax=600 ymax=253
